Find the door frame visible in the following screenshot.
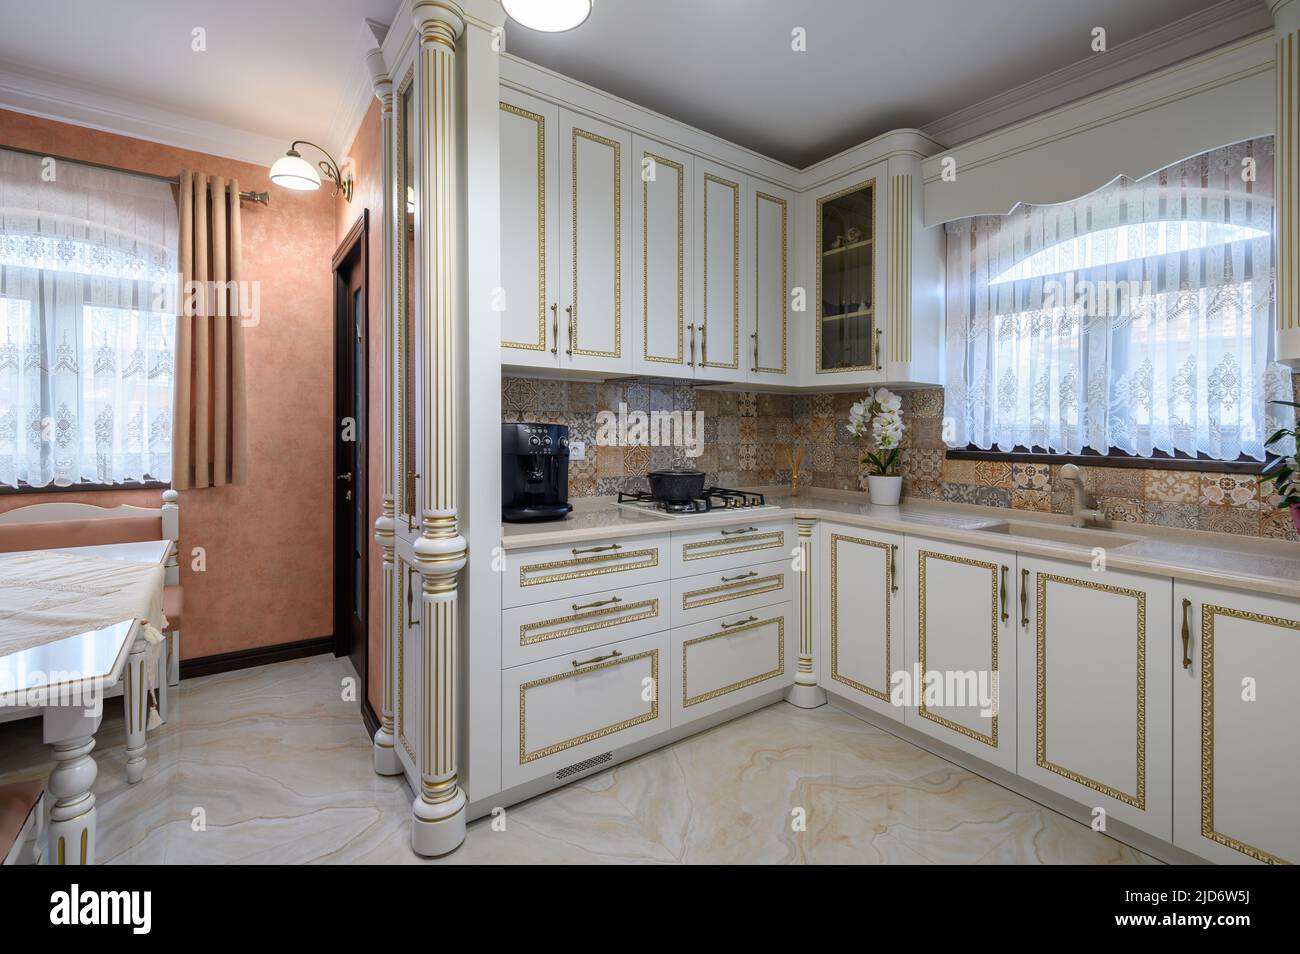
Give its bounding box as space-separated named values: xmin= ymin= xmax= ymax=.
xmin=331 ymin=209 xmax=369 ymax=686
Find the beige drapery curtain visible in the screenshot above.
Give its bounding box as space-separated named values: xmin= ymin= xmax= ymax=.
xmin=173 ymin=170 xmax=248 ymax=489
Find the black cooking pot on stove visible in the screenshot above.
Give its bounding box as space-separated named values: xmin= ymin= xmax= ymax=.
xmin=647 ymin=468 xmax=706 ymax=502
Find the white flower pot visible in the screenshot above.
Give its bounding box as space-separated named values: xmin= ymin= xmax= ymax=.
xmin=868 ymin=474 xmax=902 ymax=506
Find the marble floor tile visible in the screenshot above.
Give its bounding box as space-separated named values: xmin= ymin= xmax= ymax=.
xmin=0 ymin=656 xmax=1157 ymax=865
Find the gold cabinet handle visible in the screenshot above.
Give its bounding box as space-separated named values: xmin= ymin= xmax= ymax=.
xmin=889 ymin=544 xmax=898 ymax=594
xmin=572 ymin=595 xmax=622 ymax=611
xmin=572 ymin=649 xmax=622 ymax=668
xmin=406 ymin=566 xmax=418 ymax=627
xmin=1181 ymin=597 xmax=1193 ymax=669
xmin=549 ymin=303 xmax=558 ymax=355
xmin=722 ymin=571 xmax=758 ymax=582
xmin=721 ymin=615 xmax=759 ymax=629
xmin=999 ymin=565 xmax=1009 ymax=622
xmin=720 ymin=526 xmax=759 ymax=536
xmin=700 ymin=321 xmax=708 ymax=364
xmin=572 ymin=542 xmax=622 ymax=556
xmin=1020 ymin=568 xmax=1029 ymax=627
xmin=751 ymin=330 xmax=759 ymax=370
xmin=565 ymin=304 xmax=574 ymax=356
xmin=687 ymin=323 xmax=696 ymax=367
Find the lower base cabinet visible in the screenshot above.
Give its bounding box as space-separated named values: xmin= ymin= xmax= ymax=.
xmin=1174 ymin=583 xmax=1300 ymax=864
xmin=1017 ymin=556 xmax=1172 ymax=840
xmin=671 ymin=603 xmax=792 ymax=724
xmin=903 ymin=537 xmax=1018 ymax=772
xmin=501 ymin=630 xmax=668 ymax=789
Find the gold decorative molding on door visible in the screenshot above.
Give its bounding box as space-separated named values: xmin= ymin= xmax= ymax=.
xmin=1035 ymin=572 xmax=1146 ymax=809
xmin=570 ymin=126 xmax=623 ymax=359
xmin=681 ymin=616 xmax=784 ymax=707
xmin=518 ymin=598 xmax=660 ymax=646
xmin=830 ymin=533 xmax=891 ymax=702
xmin=500 ymin=101 xmax=547 ymax=352
xmin=519 ymin=547 xmax=659 ymax=586
xmin=681 ymin=528 xmax=783 ymax=562
xmin=916 ymin=548 xmax=998 ymax=747
xmin=815 ymin=176 xmax=877 ymax=373
xmin=681 ymin=572 xmax=784 ymax=611
xmin=1199 ymin=602 xmax=1296 ymax=864
xmin=642 ymin=151 xmax=685 ymax=364
xmin=753 ymin=190 xmax=788 ymax=373
xmin=702 ymin=171 xmax=740 ymax=369
xmin=889 ymin=174 xmax=912 ymax=363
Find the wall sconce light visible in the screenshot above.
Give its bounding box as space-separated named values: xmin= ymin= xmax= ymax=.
xmin=270 ymin=140 xmax=354 ymax=201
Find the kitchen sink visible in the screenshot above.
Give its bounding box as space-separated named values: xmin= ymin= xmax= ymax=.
xmin=975 ymin=521 xmax=1138 ymax=549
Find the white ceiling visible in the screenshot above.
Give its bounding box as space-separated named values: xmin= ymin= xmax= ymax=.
xmin=0 ymin=0 xmax=403 ymax=165
xmin=505 ymin=0 xmax=1256 ymax=167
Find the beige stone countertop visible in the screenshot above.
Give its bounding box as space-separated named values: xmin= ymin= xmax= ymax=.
xmin=500 ymin=488 xmax=1300 ymax=600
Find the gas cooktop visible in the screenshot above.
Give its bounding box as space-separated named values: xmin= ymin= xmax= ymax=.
xmin=615 ymin=486 xmax=781 ymax=519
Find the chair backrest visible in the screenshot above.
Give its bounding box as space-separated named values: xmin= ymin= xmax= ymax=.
xmin=0 ymin=490 xmax=180 ymax=583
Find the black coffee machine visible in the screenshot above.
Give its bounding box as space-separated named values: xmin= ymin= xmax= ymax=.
xmin=502 ymin=422 xmax=573 ymax=522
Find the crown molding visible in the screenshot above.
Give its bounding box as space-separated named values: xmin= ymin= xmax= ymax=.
xmin=332 ymin=19 xmax=394 ymax=160
xmin=920 ymin=0 xmax=1274 ymax=148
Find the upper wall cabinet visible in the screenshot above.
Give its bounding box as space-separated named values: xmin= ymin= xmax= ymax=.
xmin=632 ymin=135 xmax=693 ymax=376
xmin=749 ymin=181 xmax=794 ymax=382
xmin=693 ymin=158 xmax=749 ymax=384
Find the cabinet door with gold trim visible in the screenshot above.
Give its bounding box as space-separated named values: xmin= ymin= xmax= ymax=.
xmin=748 ymin=180 xmax=794 ymax=383
xmin=1174 ymin=582 xmax=1300 ymax=864
xmin=560 ymin=110 xmax=632 ymax=374
xmin=671 ymin=603 xmax=792 ymax=727
xmin=819 ymin=523 xmax=903 ymax=723
xmin=632 ymin=135 xmax=693 ymax=377
xmin=1017 ymin=556 xmax=1171 ymax=840
xmin=692 ymin=157 xmax=748 ymax=384
xmin=902 ymin=537 xmax=1016 ymax=771
xmin=499 ymin=88 xmax=559 ymax=370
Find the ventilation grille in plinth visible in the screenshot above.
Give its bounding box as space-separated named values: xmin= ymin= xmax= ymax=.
xmin=555 ymin=751 xmax=613 ymax=781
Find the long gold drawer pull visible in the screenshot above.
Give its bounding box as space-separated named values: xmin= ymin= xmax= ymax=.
xmin=549 ymin=303 xmax=558 ymax=355
xmin=1020 ymin=568 xmax=1029 ymax=626
xmin=889 ymin=544 xmax=898 ymax=593
xmin=720 ymin=526 xmax=759 ymax=536
xmin=572 ymin=595 xmax=623 ymax=611
xmin=1181 ymin=597 xmax=1192 ymax=669
xmin=721 ymin=571 xmax=758 ymax=582
xmin=406 ymin=566 xmax=418 ymax=627
xmin=999 ymin=565 xmax=1009 ymax=622
xmin=572 ymin=543 xmax=623 ymax=556
xmin=720 ymin=615 xmax=759 ymax=629
xmin=572 ymin=649 xmax=622 ymax=668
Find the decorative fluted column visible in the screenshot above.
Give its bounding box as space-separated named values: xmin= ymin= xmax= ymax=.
xmin=1274 ymin=0 xmax=1300 ymax=358
xmin=786 ymin=517 xmax=827 ymax=708
xmin=367 ymin=34 xmax=401 ymax=778
xmin=410 ymin=0 xmax=467 ymax=857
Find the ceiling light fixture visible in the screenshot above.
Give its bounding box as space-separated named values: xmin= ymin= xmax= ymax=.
xmin=270 ymin=140 xmax=353 ymax=201
xmin=502 ymin=0 xmax=593 ymax=33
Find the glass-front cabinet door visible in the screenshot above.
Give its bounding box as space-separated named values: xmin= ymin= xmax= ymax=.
xmin=816 ymin=167 xmax=882 ymax=374
xmin=396 ymin=72 xmax=420 ymax=536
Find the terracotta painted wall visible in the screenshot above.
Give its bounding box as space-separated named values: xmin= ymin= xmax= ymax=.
xmin=0 ymin=108 xmax=337 ymax=659
xmin=336 ymin=98 xmax=384 ymax=716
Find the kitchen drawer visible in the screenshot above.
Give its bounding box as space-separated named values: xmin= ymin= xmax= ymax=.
xmin=502 ymin=631 xmax=668 ymax=789
xmin=670 ymin=521 xmax=791 ymax=577
xmin=502 ymin=580 xmax=669 ymax=668
xmin=671 ymin=559 xmax=792 ymax=628
xmin=671 ymin=603 xmax=792 ymax=726
xmin=503 ymin=533 xmax=669 ymax=608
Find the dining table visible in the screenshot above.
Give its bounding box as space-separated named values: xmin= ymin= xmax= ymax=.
xmin=0 ymin=538 xmax=171 ymax=864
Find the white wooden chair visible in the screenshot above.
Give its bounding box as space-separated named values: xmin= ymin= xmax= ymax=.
xmin=0 ymin=489 xmax=182 ymax=728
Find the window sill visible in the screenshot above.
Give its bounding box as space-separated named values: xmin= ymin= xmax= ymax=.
xmin=945 ymin=446 xmax=1264 ymax=475
xmin=0 ymin=479 xmax=170 ymax=497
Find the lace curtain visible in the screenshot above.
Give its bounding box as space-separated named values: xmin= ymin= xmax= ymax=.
xmin=943 ymin=137 xmax=1292 ymax=461
xmin=0 ymin=147 xmax=178 ymax=488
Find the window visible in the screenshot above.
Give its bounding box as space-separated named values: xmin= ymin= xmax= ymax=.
xmin=943 ymin=137 xmax=1292 ymax=463
xmin=0 ymin=147 xmax=178 ymax=489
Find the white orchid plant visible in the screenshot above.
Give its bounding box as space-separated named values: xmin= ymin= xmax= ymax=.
xmin=848 ymin=387 xmax=905 ymax=477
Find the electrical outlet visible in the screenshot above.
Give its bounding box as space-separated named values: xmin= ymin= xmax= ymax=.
xmin=569 ymin=440 xmax=586 ymax=460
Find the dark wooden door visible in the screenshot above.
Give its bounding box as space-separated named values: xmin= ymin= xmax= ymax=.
xmin=333 ymin=210 xmax=369 ymax=693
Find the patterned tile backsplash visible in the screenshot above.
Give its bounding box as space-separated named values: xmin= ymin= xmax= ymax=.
xmin=501 ymin=376 xmax=1295 ymax=541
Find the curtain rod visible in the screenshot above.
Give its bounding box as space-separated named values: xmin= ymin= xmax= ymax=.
xmin=0 ymin=141 xmax=270 ymax=206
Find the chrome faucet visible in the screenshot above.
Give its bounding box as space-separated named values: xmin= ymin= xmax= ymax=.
xmin=1057 ymin=463 xmax=1103 ymax=528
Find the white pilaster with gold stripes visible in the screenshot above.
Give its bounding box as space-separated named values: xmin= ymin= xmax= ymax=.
xmin=1275 ymin=0 xmax=1300 ymax=360
xmin=786 ymin=517 xmax=827 ymax=708
xmin=367 ymin=35 xmax=401 ymax=778
xmin=410 ymin=0 xmax=467 ymax=857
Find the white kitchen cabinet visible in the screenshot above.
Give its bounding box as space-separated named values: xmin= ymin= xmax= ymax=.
xmin=903 ymin=537 xmax=1017 ymax=771
xmin=503 ymin=533 xmax=669 ymax=609
xmin=748 ymin=180 xmax=794 ymax=383
xmin=671 ymin=603 xmax=792 ymax=726
xmin=559 ymin=111 xmax=633 ymax=374
xmin=1173 ymin=583 xmax=1300 ymax=864
xmin=1017 ymin=556 xmax=1172 ymax=840
xmin=693 ymin=157 xmax=749 ymax=383
xmin=672 ymin=559 xmax=792 ymax=629
xmin=669 ymin=521 xmax=790 ymax=577
xmin=501 ymin=579 xmax=670 ymax=669
xmin=819 ymin=523 xmax=904 ymax=722
xmin=499 ymin=89 xmax=560 ymax=370
xmin=632 ymin=135 xmax=693 ymax=376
